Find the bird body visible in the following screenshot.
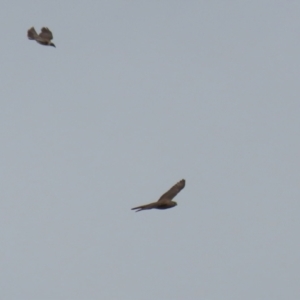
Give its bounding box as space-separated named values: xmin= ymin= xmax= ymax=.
xmin=27 ymin=27 xmax=55 ymax=47
xmin=131 ymin=179 xmax=185 ymax=212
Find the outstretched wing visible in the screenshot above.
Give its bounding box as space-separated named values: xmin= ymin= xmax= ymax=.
xmin=158 ymin=179 xmax=185 ymax=201
xmin=39 ymin=27 xmax=53 ymax=41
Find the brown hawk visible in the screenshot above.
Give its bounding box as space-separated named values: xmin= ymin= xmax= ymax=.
xmin=27 ymin=27 xmax=56 ymax=47
xmin=131 ymin=179 xmax=185 ymax=212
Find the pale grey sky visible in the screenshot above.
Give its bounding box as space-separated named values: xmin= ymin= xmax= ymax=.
xmin=1 ymin=1 xmax=300 ymax=299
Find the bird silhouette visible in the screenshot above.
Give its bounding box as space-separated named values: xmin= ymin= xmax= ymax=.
xmin=131 ymin=179 xmax=185 ymax=212
xmin=27 ymin=27 xmax=56 ymax=47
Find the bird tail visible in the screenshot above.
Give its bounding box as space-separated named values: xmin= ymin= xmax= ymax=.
xmin=131 ymin=206 xmax=144 ymax=212
xmin=131 ymin=202 xmax=156 ymax=212
xmin=27 ymin=27 xmax=38 ymax=40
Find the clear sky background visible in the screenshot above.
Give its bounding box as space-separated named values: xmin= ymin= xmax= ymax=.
xmin=1 ymin=1 xmax=300 ymax=299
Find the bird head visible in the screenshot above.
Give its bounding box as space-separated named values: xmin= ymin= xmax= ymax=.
xmin=172 ymin=201 xmax=177 ymax=207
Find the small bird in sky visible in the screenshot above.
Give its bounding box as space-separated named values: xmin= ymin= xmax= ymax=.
xmin=131 ymin=179 xmax=185 ymax=212
xmin=27 ymin=27 xmax=56 ymax=47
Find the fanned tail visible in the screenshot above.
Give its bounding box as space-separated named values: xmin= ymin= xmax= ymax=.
xmin=27 ymin=27 xmax=38 ymax=40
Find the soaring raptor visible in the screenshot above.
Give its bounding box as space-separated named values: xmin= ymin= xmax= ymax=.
xmin=131 ymin=179 xmax=185 ymax=212
xmin=27 ymin=27 xmax=56 ymax=47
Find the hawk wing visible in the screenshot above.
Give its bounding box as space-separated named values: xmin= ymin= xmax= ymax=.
xmin=39 ymin=27 xmax=53 ymax=41
xmin=158 ymin=179 xmax=185 ymax=202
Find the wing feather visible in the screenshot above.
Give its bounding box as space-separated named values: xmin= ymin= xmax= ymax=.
xmin=39 ymin=27 xmax=53 ymax=41
xmin=158 ymin=179 xmax=185 ymax=201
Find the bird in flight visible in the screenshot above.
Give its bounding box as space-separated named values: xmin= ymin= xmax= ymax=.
xmin=27 ymin=27 xmax=56 ymax=47
xmin=131 ymin=179 xmax=185 ymax=212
